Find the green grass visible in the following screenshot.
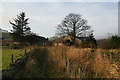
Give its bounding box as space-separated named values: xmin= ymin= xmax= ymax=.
xmin=2 ymin=49 xmax=24 ymax=70
xmin=0 ymin=49 xmax=2 ymax=70
xmin=101 ymin=51 xmax=120 ymax=61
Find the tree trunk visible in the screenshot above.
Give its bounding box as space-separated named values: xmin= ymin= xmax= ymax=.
xmin=73 ymin=22 xmax=76 ymax=45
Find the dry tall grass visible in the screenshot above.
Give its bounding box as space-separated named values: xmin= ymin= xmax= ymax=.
xmin=48 ymin=45 xmax=120 ymax=78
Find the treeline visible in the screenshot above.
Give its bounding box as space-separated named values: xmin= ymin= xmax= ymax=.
xmin=97 ymin=35 xmax=120 ymax=49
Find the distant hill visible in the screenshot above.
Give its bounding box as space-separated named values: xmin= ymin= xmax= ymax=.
xmin=1 ymin=28 xmax=50 ymax=46
xmin=0 ymin=28 xmax=12 ymax=41
xmin=33 ymin=35 xmax=50 ymax=46
xmin=0 ymin=28 xmax=9 ymax=33
xmin=35 ymin=36 xmax=48 ymax=42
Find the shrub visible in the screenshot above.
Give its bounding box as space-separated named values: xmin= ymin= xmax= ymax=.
xmin=97 ymin=36 xmax=120 ymax=49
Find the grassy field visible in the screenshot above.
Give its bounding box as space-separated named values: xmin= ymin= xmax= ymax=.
xmin=0 ymin=49 xmax=2 ymax=70
xmin=2 ymin=46 xmax=120 ymax=78
xmin=2 ymin=49 xmax=25 ymax=69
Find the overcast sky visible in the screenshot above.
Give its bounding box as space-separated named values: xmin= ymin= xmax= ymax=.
xmin=1 ymin=0 xmax=119 ymax=2
xmin=0 ymin=1 xmax=118 ymax=39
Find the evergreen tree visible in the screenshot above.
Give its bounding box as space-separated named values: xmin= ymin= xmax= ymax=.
xmin=10 ymin=12 xmax=31 ymax=44
xmin=88 ymin=31 xmax=97 ymax=48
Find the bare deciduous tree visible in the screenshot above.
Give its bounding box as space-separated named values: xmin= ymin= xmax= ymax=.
xmin=56 ymin=13 xmax=91 ymax=44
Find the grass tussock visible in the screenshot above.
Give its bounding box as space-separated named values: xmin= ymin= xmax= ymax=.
xmin=48 ymin=45 xmax=120 ymax=78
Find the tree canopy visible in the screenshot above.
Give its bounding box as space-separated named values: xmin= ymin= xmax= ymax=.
xmin=56 ymin=13 xmax=91 ymax=44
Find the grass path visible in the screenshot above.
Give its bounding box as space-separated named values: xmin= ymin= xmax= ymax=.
xmin=2 ymin=48 xmax=60 ymax=78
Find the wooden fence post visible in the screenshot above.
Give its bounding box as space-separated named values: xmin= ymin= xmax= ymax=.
xmin=12 ymin=54 xmax=14 ymax=63
xmin=25 ymin=48 xmax=26 ymax=54
xmin=66 ymin=57 xmax=70 ymax=77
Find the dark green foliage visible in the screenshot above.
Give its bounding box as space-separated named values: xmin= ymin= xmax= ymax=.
xmin=97 ymin=35 xmax=120 ymax=49
xmin=25 ymin=33 xmax=39 ymax=45
xmin=30 ymin=48 xmax=49 ymax=66
xmin=10 ymin=12 xmax=31 ymax=44
xmin=88 ymin=33 xmax=97 ymax=48
xmin=110 ymin=35 xmax=120 ymax=49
